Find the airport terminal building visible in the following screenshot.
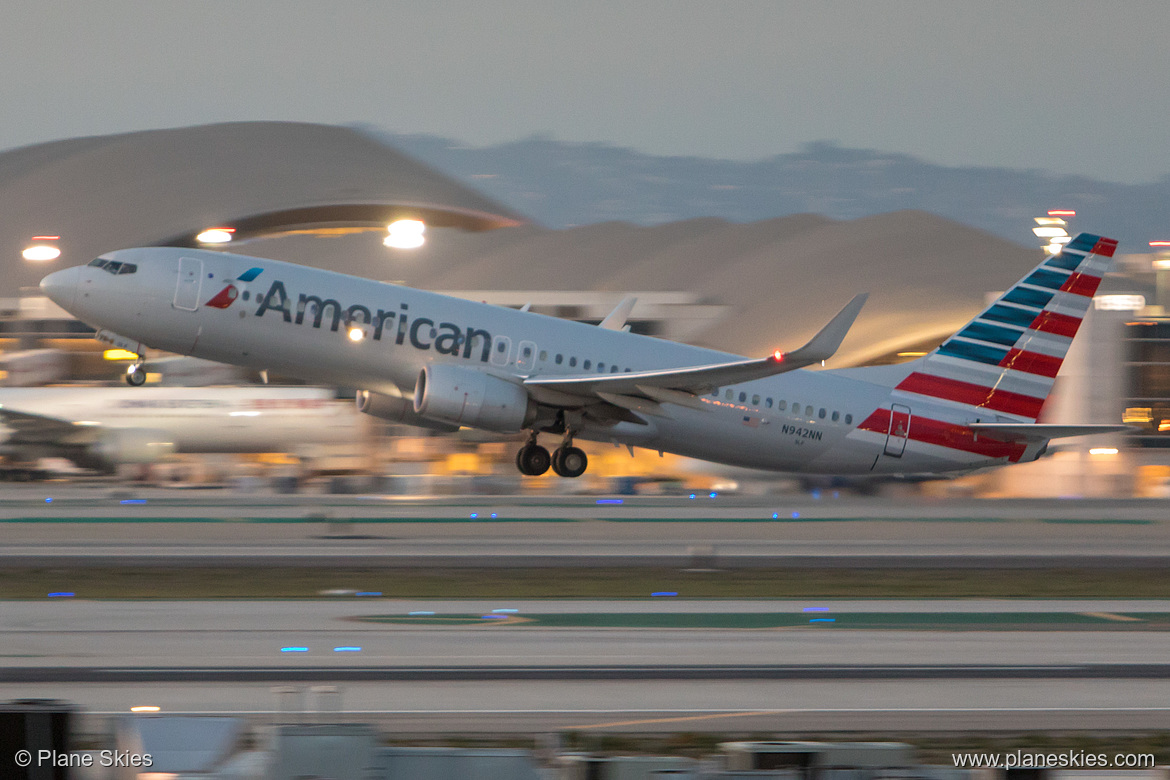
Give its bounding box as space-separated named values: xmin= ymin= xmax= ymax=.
xmin=1 ymin=121 xmax=1167 ymax=496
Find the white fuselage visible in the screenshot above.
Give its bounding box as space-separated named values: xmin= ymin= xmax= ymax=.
xmin=41 ymin=247 xmax=1039 ymax=476
xmin=0 ymin=385 xmax=362 ymax=454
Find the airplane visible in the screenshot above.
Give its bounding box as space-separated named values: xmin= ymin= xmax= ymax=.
xmin=38 ymin=233 xmax=1126 ymax=478
xmin=0 ymin=385 xmax=363 ymax=474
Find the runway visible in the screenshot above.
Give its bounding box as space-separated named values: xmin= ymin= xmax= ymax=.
xmin=7 ymin=599 xmax=1170 ymax=733
xmin=1 ymin=488 xmax=1169 ymax=567
xmin=5 ymin=490 xmax=1170 ymax=734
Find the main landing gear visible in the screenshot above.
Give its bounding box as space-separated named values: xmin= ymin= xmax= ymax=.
xmin=515 ymin=431 xmax=588 ymax=478
xmin=125 ymin=358 xmax=147 ymax=386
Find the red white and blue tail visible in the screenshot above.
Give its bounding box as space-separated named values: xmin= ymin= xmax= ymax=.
xmin=893 ymin=233 xmax=1117 ymax=421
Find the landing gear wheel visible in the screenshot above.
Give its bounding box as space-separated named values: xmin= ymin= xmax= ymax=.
xmin=551 ymin=446 xmax=588 ymax=478
xmin=125 ymin=364 xmax=147 ymax=386
xmin=516 ymin=443 xmax=551 ymax=476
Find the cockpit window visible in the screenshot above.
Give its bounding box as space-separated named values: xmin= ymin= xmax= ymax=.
xmin=89 ymin=259 xmax=137 ymax=275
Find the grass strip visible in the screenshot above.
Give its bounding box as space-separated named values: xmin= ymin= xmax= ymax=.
xmin=353 ymin=612 xmax=1170 ymax=630
xmin=9 ymin=566 xmax=1170 ymax=599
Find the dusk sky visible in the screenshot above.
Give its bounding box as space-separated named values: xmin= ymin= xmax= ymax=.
xmin=4 ymin=1 xmax=1168 ymax=183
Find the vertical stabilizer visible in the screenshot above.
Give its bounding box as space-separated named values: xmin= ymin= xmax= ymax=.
xmin=892 ymin=233 xmax=1118 ymax=421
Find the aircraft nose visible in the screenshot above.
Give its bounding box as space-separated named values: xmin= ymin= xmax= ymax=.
xmin=39 ymin=265 xmax=80 ymax=311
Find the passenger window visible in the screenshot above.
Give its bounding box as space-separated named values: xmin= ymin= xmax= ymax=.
xmin=832 ymin=411 xmax=840 ymax=422
xmin=806 ymin=405 xmax=814 ymax=417
xmin=752 ymin=394 xmax=760 ymax=406
xmin=624 ymin=368 xmax=631 ymax=372
xmin=738 ymin=392 xmax=747 ymax=403
xmin=725 ymin=390 xmax=733 ymax=400
xmin=555 ymin=354 xmax=563 ymax=365
xmin=765 ymin=398 xmax=773 ymax=408
xmin=583 ymin=360 xmax=591 ymax=370
xmin=597 ymin=362 xmax=605 ymax=372
xmin=570 ymin=357 xmax=577 ymax=367
xmin=611 ymin=365 xmax=619 ymax=373
xmin=539 ymin=350 xmax=548 ymax=361
xmin=497 ymin=342 xmax=507 ymax=353
xmin=845 ymin=414 xmax=853 ymax=425
xmin=778 ymin=400 xmax=787 ymax=411
xmin=819 ymin=408 xmax=826 ymax=419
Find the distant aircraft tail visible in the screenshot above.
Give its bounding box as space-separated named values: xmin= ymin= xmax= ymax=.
xmin=892 ymin=233 xmax=1118 ymax=421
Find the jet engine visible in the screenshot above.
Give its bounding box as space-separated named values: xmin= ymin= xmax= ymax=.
xmin=355 ymin=390 xmax=459 ymax=433
xmin=413 ymin=364 xmax=535 ymax=432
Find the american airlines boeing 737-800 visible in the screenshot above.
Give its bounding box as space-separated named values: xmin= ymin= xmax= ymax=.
xmin=39 ymin=233 xmax=1125 ymax=478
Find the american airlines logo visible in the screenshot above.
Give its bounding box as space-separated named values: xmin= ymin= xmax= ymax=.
xmin=205 ymin=267 xmax=264 ymax=309
xmin=250 ymin=279 xmax=495 ymax=363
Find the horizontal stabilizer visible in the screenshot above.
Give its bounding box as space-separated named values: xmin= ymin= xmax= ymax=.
xmin=969 ymin=423 xmax=1131 ymax=442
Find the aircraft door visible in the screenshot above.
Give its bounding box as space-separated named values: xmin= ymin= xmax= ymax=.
xmin=491 ymin=335 xmax=512 ymax=367
xmin=884 ymin=403 xmax=911 ymax=457
xmin=516 ymin=340 xmax=537 ymax=372
xmin=173 ymin=257 xmax=204 ymax=311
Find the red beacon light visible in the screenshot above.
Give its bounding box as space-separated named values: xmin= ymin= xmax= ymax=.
xmin=772 ymin=350 xmax=784 ymax=361
xmin=1048 ymin=210 xmax=1076 ymax=217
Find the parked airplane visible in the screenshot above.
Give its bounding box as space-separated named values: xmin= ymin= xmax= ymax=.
xmin=0 ymin=385 xmax=361 ymax=473
xmin=39 ymin=233 xmax=1125 ymax=478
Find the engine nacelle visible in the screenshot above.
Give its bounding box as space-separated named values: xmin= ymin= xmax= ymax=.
xmin=414 ymin=364 xmax=535 ymax=432
xmin=85 ymin=428 xmax=176 ymax=470
xmin=355 ymin=390 xmax=459 ymax=433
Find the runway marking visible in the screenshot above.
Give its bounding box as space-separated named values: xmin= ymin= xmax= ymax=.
xmin=564 ymin=711 xmax=784 ymax=729
xmin=1082 ymin=612 xmax=1144 ymax=622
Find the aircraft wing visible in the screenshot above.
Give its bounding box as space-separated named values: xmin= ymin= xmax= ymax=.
xmin=0 ymin=407 xmax=96 ymax=446
xmin=524 ymin=293 xmax=868 ymax=401
xmin=968 ymin=423 xmax=1132 ymax=442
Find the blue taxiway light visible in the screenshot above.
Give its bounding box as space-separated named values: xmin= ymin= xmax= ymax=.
xmin=651 ymin=591 xmax=678 ymax=597
xmin=120 ymin=499 xmax=147 ymax=505
xmin=490 ymin=513 xmax=498 ymax=518
xmin=709 ymin=492 xmax=717 ymax=498
xmin=48 ymin=592 xmax=74 ymax=598
xmin=281 ymin=647 xmax=309 ymax=653
xmin=792 ymin=511 xmax=801 ymax=519
xmin=333 ymin=646 xmax=362 ymax=652
xmin=481 ymin=615 xmax=507 ymax=620
xmin=809 ymin=618 xmax=836 ymax=623
xmin=408 ymin=611 xmax=435 ymax=616
xmin=355 ymin=592 xmax=382 ymax=597
xmin=689 ymin=494 xmax=696 ymax=499
xmin=45 ymin=498 xmax=53 ymax=503
xmin=492 ymin=608 xmax=519 ymax=613
xmin=803 ymin=607 xmax=830 ymax=612
xmin=596 ymin=499 xmax=623 ymax=505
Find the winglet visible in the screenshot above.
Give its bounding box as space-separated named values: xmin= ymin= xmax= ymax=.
xmin=599 ymin=296 xmax=638 ymax=331
xmin=775 ymin=293 xmax=868 ymax=367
